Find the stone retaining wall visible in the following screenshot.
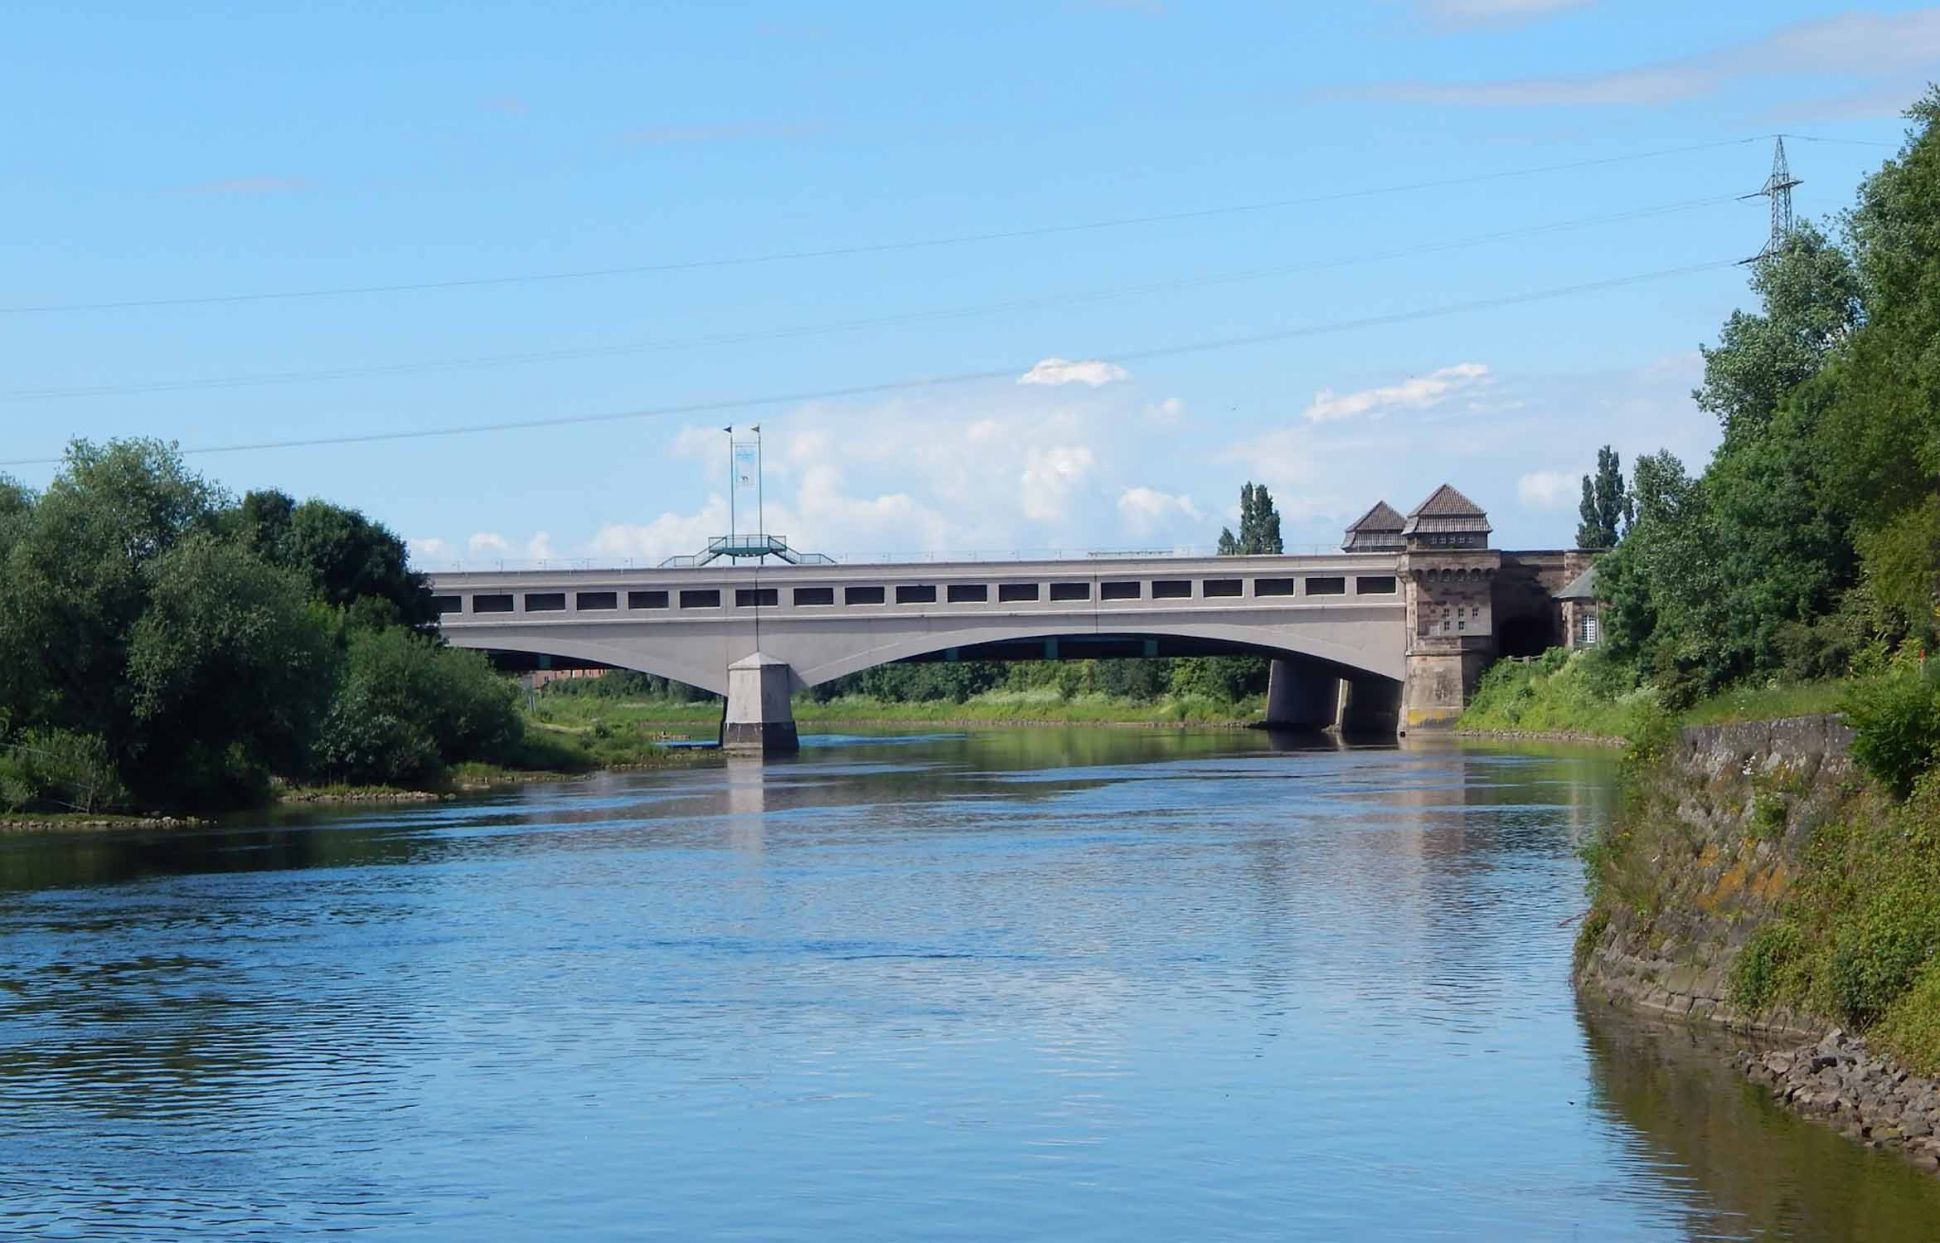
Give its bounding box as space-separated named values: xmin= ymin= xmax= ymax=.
xmin=1573 ymin=714 xmax=1940 ymax=1172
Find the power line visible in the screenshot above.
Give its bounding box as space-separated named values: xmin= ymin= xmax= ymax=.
xmin=0 ymin=191 xmax=1744 ymax=403
xmin=0 ymin=137 xmax=1763 ymax=316
xmin=0 ymin=257 xmax=1738 ymax=468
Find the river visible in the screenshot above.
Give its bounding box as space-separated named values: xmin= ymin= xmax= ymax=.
xmin=4 ymin=729 xmax=1939 ymax=1240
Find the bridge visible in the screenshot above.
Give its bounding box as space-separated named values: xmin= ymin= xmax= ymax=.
xmin=428 ymin=485 xmax=1592 ymax=755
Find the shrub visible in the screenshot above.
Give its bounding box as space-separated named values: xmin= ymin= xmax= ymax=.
xmin=1732 ymin=921 xmax=1805 ymax=1011
xmin=0 ymin=729 xmax=128 ymax=814
xmin=1825 ymin=878 xmax=1940 ymax=1027
xmin=1843 ymin=658 xmax=1940 ymax=798
xmin=311 ymin=628 xmax=523 ymax=786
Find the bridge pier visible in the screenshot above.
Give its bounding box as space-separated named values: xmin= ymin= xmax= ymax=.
xmin=721 ymin=652 xmax=799 ymax=756
xmin=1338 ymin=675 xmax=1401 ymax=737
xmin=1264 ymin=660 xmax=1340 ymax=730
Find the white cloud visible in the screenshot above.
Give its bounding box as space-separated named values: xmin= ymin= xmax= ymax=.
xmin=1304 ymin=362 xmax=1490 ymax=423
xmin=407 ymin=536 xmax=453 ymax=564
xmin=590 ymin=497 xmax=730 ymax=565
xmin=1352 ymin=10 xmax=1940 ymax=108
xmin=1517 ymin=469 xmax=1579 ymax=510
xmin=526 ymin=532 xmax=557 ymax=561
xmin=1415 ymin=0 xmax=1588 ymax=29
xmin=467 ymin=532 xmax=512 ymax=557
xmin=1116 ymin=487 xmax=1203 ymax=536
xmin=1020 ymin=445 xmax=1096 ymax=521
xmin=1145 ymin=396 xmax=1188 ymax=424
xmin=1019 ymin=357 xmax=1129 ymax=388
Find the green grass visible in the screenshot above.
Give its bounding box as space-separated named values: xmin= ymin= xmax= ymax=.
xmin=1460 ymin=648 xmax=1854 ymax=743
xmin=1457 ymin=649 xmax=1659 ymax=741
xmin=1681 ymin=680 xmax=1851 ymax=726
xmin=529 ymin=687 xmax=1265 ymax=730
xmin=795 ymin=688 xmax=1262 ymax=725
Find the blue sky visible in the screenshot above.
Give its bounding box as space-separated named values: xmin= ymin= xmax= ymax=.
xmin=4 ymin=1 xmax=1936 ymax=564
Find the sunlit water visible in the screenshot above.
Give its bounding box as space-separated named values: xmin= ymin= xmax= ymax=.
xmin=5 ymin=729 xmax=1939 ymax=1240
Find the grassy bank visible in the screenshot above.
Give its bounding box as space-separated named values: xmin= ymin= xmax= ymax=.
xmin=1458 ymin=647 xmax=1851 ymax=743
xmin=1577 ymin=653 xmax=1940 ymax=1076
xmin=528 ymin=687 xmax=1265 ymax=731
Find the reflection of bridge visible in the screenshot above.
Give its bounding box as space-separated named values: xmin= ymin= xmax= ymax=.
xmin=428 ymin=486 xmax=1591 ymax=754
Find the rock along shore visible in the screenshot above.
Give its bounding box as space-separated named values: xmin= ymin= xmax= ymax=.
xmin=1576 ymin=714 xmax=1940 ymax=1174
xmin=1738 ymin=1030 xmax=1940 ymax=1173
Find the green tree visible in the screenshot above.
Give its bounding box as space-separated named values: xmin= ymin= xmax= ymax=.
xmin=1696 ymin=222 xmax=1862 ymax=447
xmin=314 ymin=627 xmax=523 ymax=785
xmin=123 ymin=534 xmax=338 ymax=808
xmin=0 ymin=440 xmax=223 ymax=755
xmin=232 ymin=490 xmax=439 ymax=631
xmin=1216 ymin=482 xmax=1283 ymax=555
xmin=1575 ymin=446 xmax=1632 ymax=549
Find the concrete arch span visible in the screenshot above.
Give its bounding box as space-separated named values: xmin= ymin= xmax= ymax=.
xmin=447 ymin=626 xmax=734 ymax=696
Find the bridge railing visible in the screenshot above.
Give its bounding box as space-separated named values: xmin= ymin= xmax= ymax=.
xmin=415 ymin=543 xmax=1355 ymax=574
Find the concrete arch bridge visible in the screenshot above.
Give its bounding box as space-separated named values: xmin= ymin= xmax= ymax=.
xmin=427 ymin=487 xmax=1592 ymax=755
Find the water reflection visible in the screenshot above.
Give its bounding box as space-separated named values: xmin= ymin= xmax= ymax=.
xmin=1580 ymin=1002 xmax=1940 ymax=1240
xmin=0 ymin=729 xmax=1933 ymax=1239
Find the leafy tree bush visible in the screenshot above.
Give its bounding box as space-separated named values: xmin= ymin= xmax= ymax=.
xmin=1843 ymin=658 xmax=1940 ymax=798
xmin=122 ymin=534 xmax=339 ymax=809
xmin=313 ymin=627 xmax=523 ymax=786
xmin=0 ymin=729 xmax=127 ymax=814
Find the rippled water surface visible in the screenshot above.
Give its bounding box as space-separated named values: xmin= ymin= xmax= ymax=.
xmin=6 ymin=729 xmax=1940 ymax=1240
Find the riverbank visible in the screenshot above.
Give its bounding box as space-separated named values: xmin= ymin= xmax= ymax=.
xmin=530 ymin=688 xmax=1266 ymax=734
xmin=1456 ymin=647 xmax=1850 ymax=744
xmin=1574 ymin=712 xmax=1940 ymax=1172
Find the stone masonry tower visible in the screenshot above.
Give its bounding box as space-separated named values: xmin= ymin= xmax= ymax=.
xmin=1396 ymin=484 xmax=1498 ymax=731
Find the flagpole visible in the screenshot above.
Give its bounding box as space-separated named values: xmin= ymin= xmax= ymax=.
xmin=723 ymin=425 xmax=736 ymax=555
xmin=753 ymin=424 xmax=765 ymax=556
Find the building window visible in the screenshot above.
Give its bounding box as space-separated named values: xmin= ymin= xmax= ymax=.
xmin=846 ymin=585 xmax=886 ymax=605
xmin=576 ymin=591 xmax=618 ymax=611
xmin=947 ymin=584 xmax=988 ymax=603
xmin=1152 ymin=579 xmax=1192 ymax=600
xmin=1306 ymin=577 xmax=1347 ymax=596
xmin=1255 ymin=578 xmax=1296 ymax=597
xmin=896 ymin=584 xmax=938 ymax=604
xmin=628 ymin=590 xmax=669 ymax=610
xmin=473 ymin=594 xmax=514 ymax=614
xmin=794 ymin=587 xmax=835 ymax=606
xmin=1049 ymin=582 xmax=1091 ymax=602
xmin=736 ymin=588 xmax=778 ymax=608
xmin=679 ymin=589 xmax=721 ymax=609
xmin=1100 ymin=581 xmax=1141 ymax=601
xmin=998 ymin=583 xmax=1040 ymax=603
xmin=1355 ymin=576 xmax=1397 ymax=595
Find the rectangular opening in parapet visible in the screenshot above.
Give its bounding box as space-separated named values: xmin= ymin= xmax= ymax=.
xmin=794 ymin=587 xmax=835 ymax=606
xmin=524 ymin=593 xmax=567 ymax=612
xmin=473 ymin=594 xmax=514 ymax=613
xmin=1306 ymin=577 xmax=1347 ymax=596
xmin=997 ymin=583 xmax=1040 ymax=603
xmin=1100 ymin=581 xmax=1140 ymax=601
xmin=736 ymin=588 xmax=779 ymax=608
xmin=1253 ymin=578 xmax=1296 ymax=597
xmin=1202 ymin=578 xmax=1243 ymax=598
xmin=1355 ymin=576 xmax=1398 ymax=595
xmin=627 ymin=590 xmax=670 ymax=610
xmin=432 ymin=595 xmax=463 ymax=614
xmin=679 ymin=589 xmax=722 ymax=609
xmin=1048 ymin=582 xmax=1091 ymax=602
xmin=946 ymin=584 xmax=988 ymax=603
xmin=845 ymin=585 xmax=886 ymax=605
xmin=575 ymin=591 xmax=618 ymax=611
xmin=895 ymin=585 xmax=938 ymax=604
xmin=1151 ymin=580 xmax=1192 ymax=600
